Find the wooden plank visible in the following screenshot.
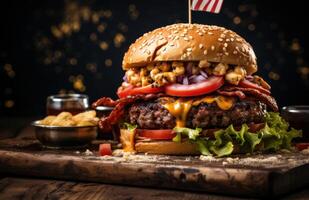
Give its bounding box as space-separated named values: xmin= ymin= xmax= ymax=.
xmin=0 ymin=177 xmax=249 ymax=200
xmin=0 ymin=138 xmax=308 ymax=197
xmin=1 ymin=177 xmax=308 ymax=200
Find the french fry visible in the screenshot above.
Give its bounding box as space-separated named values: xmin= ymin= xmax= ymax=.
xmin=50 ymin=112 xmax=74 ymax=126
xmin=39 ymin=111 xmax=98 ymax=127
xmin=72 ymin=110 xmax=96 ymax=122
xmin=39 ymin=116 xmax=56 ymax=125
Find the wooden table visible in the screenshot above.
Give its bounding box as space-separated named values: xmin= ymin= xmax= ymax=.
xmin=0 ymin=118 xmax=308 ymax=200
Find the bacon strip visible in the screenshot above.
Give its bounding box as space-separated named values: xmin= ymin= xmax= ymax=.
xmin=92 ymin=97 xmax=118 ymax=107
xmin=219 ymin=86 xmax=278 ymax=112
xmin=93 ymin=93 xmax=167 ymax=132
xmin=217 ymin=90 xmax=246 ymax=99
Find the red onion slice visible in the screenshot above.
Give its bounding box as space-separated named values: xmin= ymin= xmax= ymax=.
xmin=123 ymin=75 xmax=128 ymax=82
xmin=190 ymin=75 xmax=206 ymax=83
xmin=183 ymin=76 xmax=189 ymax=85
xmin=200 ymin=70 xmax=208 ymax=78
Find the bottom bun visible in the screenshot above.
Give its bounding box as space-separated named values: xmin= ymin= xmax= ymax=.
xmin=119 ymin=129 xmax=247 ymax=155
xmin=135 ymin=141 xmax=200 ymax=155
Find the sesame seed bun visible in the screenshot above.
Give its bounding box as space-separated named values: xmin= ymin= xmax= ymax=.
xmin=123 ymin=23 xmax=257 ymax=75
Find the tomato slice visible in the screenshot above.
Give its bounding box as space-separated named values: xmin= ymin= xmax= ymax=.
xmin=136 ymin=129 xmax=175 ymax=140
xmin=295 ymin=143 xmax=309 ymax=151
xmin=117 ymin=84 xmax=164 ymax=98
xmin=165 ymin=76 xmax=224 ymax=97
xmin=99 ymin=143 xmax=112 ymax=156
xmin=239 ymin=79 xmax=271 ymax=95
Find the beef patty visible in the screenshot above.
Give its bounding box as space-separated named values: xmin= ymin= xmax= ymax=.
xmin=125 ymin=99 xmax=267 ymax=129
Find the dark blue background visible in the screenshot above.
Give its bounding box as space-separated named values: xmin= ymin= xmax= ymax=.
xmin=1 ymin=0 xmax=308 ymax=117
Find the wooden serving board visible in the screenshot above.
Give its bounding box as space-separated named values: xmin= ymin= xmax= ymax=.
xmin=0 ymin=138 xmax=308 ymax=198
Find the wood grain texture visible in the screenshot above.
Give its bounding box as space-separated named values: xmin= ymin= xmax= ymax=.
xmin=0 ymin=138 xmax=309 ymax=198
xmin=0 ymin=177 xmax=249 ymax=200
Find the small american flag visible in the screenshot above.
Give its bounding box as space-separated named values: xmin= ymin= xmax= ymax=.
xmin=191 ymin=0 xmax=224 ymax=13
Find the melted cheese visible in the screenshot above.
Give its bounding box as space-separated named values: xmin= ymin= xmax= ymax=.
xmin=192 ymin=96 xmax=235 ymax=110
xmin=120 ymin=129 xmax=136 ymax=152
xmin=163 ymin=95 xmax=234 ymax=128
xmin=163 ymin=99 xmax=192 ymax=127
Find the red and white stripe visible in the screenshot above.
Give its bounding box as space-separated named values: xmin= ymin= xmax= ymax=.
xmin=191 ymin=0 xmax=224 ymax=13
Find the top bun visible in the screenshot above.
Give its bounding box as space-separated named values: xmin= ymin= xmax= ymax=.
xmin=123 ymin=23 xmax=257 ymax=75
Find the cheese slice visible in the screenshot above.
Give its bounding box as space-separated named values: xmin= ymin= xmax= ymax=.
xmin=163 ymin=99 xmax=192 ymax=127
xmin=163 ymin=95 xmax=235 ymax=128
xmin=193 ymin=95 xmax=235 ymax=110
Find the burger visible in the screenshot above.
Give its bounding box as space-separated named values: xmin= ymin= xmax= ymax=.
xmin=93 ymin=24 xmax=301 ymax=156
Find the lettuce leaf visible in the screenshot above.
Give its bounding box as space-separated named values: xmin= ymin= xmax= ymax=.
xmin=123 ymin=122 xmax=137 ymax=132
xmin=172 ymin=132 xmax=182 ymax=143
xmin=196 ymin=139 xmax=212 ymax=156
xmin=210 ymin=141 xmax=234 ymax=157
xmin=172 ymin=112 xmax=302 ymax=157
xmin=173 ymin=127 xmax=202 ymax=140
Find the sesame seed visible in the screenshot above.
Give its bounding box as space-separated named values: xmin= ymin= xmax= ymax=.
xmin=233 ymin=50 xmax=238 ymax=54
xmin=187 ymin=48 xmax=192 ymax=52
xmin=199 ymin=44 xmax=204 ymax=49
xmin=198 ymin=32 xmax=203 ymax=36
xmin=211 ymin=45 xmax=215 ymax=51
xmin=226 ymin=39 xmax=230 ymax=42
xmin=220 ymin=34 xmax=226 ymax=38
xmin=203 ymin=50 xmax=208 ymax=55
xmin=175 ymin=36 xmax=180 ymax=40
xmin=236 ymin=38 xmax=242 ymax=42
xmin=208 ymin=32 xmax=213 ymax=35
xmin=218 ymin=38 xmax=223 ymax=42
xmin=189 ymin=35 xmax=193 ymax=40
xmin=225 ymin=52 xmax=229 ymax=56
xmin=184 ymin=37 xmax=189 ymax=41
xmin=224 ymin=43 xmax=228 ymax=47
xmin=230 ymin=38 xmax=234 ymax=42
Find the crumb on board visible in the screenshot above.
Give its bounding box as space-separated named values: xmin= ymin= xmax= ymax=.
xmin=185 ymin=157 xmax=191 ymax=161
xmin=301 ymin=148 xmax=309 ymax=154
xmin=199 ymin=155 xmax=216 ymax=161
xmin=84 ymin=149 xmax=93 ymax=156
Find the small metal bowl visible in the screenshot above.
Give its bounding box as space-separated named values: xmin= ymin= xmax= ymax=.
xmin=32 ymin=121 xmax=97 ymax=149
xmin=281 ymin=105 xmax=309 ymax=141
